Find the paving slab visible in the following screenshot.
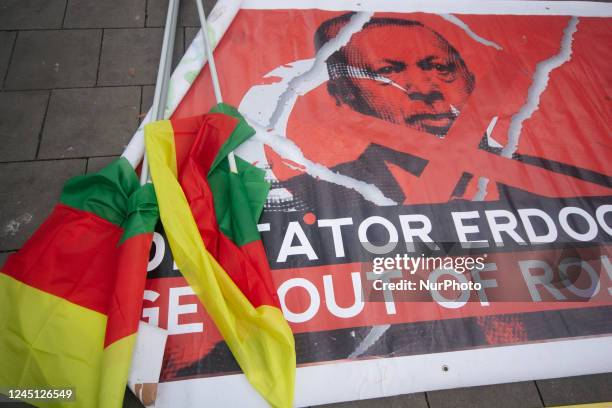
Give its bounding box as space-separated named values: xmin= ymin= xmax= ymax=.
xmin=0 ymin=91 xmax=49 ymax=162
xmin=185 ymin=26 xmax=199 ymax=52
xmin=141 ymin=85 xmax=155 ymax=118
xmin=315 ymin=393 xmax=429 ymax=408
xmin=64 ymin=0 xmax=145 ymax=29
xmin=87 ymin=156 xmax=120 ymax=174
xmin=0 ymin=0 xmax=66 ymax=30
xmin=98 ymin=28 xmax=184 ymax=86
xmin=0 ymin=31 xmax=17 ymax=86
xmin=39 ymin=87 xmax=140 ymax=159
xmin=0 ymin=159 xmax=86 ymax=251
xmin=5 ymin=29 xmax=101 ymax=90
xmin=146 ymin=0 xmax=214 ymax=28
xmin=537 ymin=373 xmax=612 ymax=406
xmin=427 ymin=381 xmax=543 ymax=408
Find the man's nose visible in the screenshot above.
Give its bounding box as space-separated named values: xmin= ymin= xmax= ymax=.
xmin=399 ymin=68 xmax=444 ymax=105
xmin=407 ymin=90 xmax=444 ymax=105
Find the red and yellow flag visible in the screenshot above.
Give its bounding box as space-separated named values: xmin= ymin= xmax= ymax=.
xmin=0 ymin=158 xmax=159 ymax=408
xmin=145 ymin=104 xmax=295 ymax=408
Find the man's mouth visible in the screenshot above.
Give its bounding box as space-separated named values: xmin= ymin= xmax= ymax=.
xmin=404 ymin=112 xmax=456 ymax=136
xmin=405 ymin=112 xmax=456 ymax=125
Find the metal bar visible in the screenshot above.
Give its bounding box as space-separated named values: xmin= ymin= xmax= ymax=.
xmin=196 ymin=0 xmax=239 ymax=174
xmin=140 ymin=0 xmax=181 ymax=185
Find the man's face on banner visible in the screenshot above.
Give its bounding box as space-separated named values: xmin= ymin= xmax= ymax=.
xmin=329 ymin=23 xmax=474 ymax=136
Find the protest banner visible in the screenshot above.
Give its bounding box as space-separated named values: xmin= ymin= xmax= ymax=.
xmin=138 ymin=1 xmax=612 ymax=406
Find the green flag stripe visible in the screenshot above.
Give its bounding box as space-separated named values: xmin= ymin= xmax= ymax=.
xmin=120 ymin=183 xmax=159 ymax=243
xmin=208 ymin=155 xmax=270 ymax=246
xmin=208 ymin=103 xmax=256 ymax=176
xmin=60 ymin=157 xmax=159 ymax=243
xmin=206 ymin=104 xmax=270 ymax=247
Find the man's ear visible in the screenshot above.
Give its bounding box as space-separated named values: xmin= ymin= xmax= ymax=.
xmin=467 ymin=71 xmax=476 ymax=92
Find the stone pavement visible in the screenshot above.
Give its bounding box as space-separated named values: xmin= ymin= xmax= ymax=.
xmin=0 ymin=1 xmax=610 ymax=407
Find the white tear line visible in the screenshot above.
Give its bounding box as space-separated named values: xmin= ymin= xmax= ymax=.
xmin=267 ymin=11 xmax=373 ymax=129
xmin=250 ymin=11 xmax=398 ymax=206
xmin=471 ymin=118 xmax=495 ymax=201
xmin=332 ymin=64 xmax=409 ymax=92
xmin=247 ymin=118 xmax=398 ymax=206
xmin=471 ymin=116 xmax=495 ymax=201
xmin=502 ymin=16 xmax=579 ymax=159
xmin=472 ymin=176 xmax=491 ymax=201
xmin=450 ymin=104 xmax=461 ymax=117
xmin=472 ymin=115 xmax=498 ymax=201
xmin=348 ymin=324 xmax=391 ymax=359
xmin=485 ymin=116 xmax=501 ymax=148
xmin=474 ymin=17 xmax=578 ymax=202
xmin=440 ymin=14 xmax=503 ymax=50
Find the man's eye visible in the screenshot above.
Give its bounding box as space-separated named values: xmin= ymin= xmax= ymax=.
xmin=434 ymin=62 xmax=456 ymax=73
xmin=418 ymin=58 xmax=457 ymax=74
xmin=376 ymin=66 xmax=396 ymax=75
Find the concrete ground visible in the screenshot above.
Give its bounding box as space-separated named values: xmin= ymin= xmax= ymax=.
xmin=0 ymin=0 xmax=610 ymax=407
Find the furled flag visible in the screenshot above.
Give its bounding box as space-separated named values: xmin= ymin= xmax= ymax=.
xmin=145 ymin=103 xmax=295 ymax=408
xmin=0 ymin=158 xmax=159 ymax=408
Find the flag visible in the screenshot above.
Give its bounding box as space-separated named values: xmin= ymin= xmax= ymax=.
xmin=0 ymin=158 xmax=159 ymax=408
xmin=145 ymin=103 xmax=295 ymax=408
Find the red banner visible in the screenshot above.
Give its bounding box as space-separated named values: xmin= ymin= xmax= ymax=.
xmin=145 ymin=9 xmax=612 ymax=383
